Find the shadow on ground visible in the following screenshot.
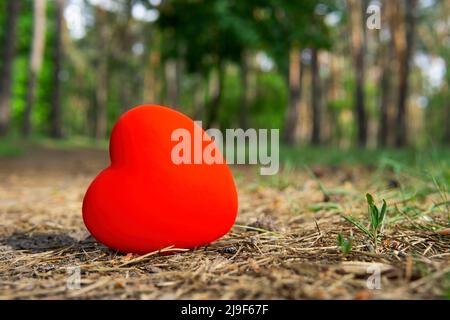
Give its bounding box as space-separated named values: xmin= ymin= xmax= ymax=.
xmin=1 ymin=232 xmax=105 ymax=253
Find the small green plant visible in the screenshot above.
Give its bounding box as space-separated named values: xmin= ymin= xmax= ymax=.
xmin=337 ymin=233 xmax=353 ymax=256
xmin=342 ymin=193 xmax=387 ymax=250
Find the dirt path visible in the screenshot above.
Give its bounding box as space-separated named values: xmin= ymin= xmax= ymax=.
xmin=0 ymin=146 xmax=448 ymax=299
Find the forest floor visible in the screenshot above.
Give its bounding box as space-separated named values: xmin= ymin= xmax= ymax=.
xmin=0 ymin=141 xmax=449 ymax=299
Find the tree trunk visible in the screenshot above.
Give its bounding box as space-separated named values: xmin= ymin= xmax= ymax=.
xmin=95 ymin=61 xmax=108 ymax=140
xmin=0 ymin=0 xmax=20 ymax=136
xmin=49 ymin=0 xmax=64 ymax=138
xmin=348 ymin=0 xmax=367 ymax=147
xmin=165 ymin=58 xmax=181 ymax=109
xmin=143 ymin=51 xmax=160 ymax=103
xmin=378 ymin=1 xmax=395 ymax=147
xmin=311 ymin=48 xmax=321 ymax=145
xmin=118 ymin=0 xmax=133 ymax=113
xmin=327 ymin=53 xmax=340 ymax=144
xmin=283 ymin=46 xmax=302 ymax=145
xmin=205 ymin=62 xmax=225 ymax=129
xmin=192 ymin=76 xmax=205 ymax=121
xmin=143 ymin=27 xmax=162 ymax=104
xmin=395 ymin=0 xmax=418 ymax=147
xmin=442 ymin=2 xmax=450 ymax=145
xmin=378 ymin=58 xmax=390 ymax=147
xmin=445 ymin=95 xmax=450 ymax=145
xmin=439 ymin=3 xmax=450 ymax=144
xmin=23 ymin=0 xmax=47 ymax=136
xmin=239 ymin=51 xmax=250 ymax=129
xmin=94 ymin=7 xmax=109 ymax=140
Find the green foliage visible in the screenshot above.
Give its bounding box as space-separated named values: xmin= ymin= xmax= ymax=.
xmin=425 ymin=92 xmax=450 ymax=145
xmin=342 ymin=193 xmax=387 ymax=249
xmin=0 ymin=137 xmax=24 ymax=157
xmin=366 ymin=193 xmax=387 ymax=235
xmin=250 ymin=72 xmax=287 ymax=129
xmin=8 ymin=0 xmax=57 ymax=135
xmin=0 ymin=0 xmax=448 ymax=146
xmin=158 ymin=0 xmax=260 ymax=73
xmin=0 ymin=0 xmax=7 ymax=69
xmin=255 ymin=0 xmax=334 ymax=73
xmin=443 ymin=273 xmax=450 ymax=300
xmin=337 ymin=233 xmax=352 ymax=256
xmin=218 ymin=67 xmax=242 ymax=128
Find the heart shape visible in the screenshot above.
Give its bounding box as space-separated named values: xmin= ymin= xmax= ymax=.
xmin=82 ymin=105 xmax=238 ymax=254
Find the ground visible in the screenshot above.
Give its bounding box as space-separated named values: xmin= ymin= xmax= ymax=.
xmin=0 ymin=143 xmax=449 ymax=299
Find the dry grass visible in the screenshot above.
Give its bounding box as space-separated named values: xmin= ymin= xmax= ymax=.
xmin=0 ymin=146 xmax=449 ymax=299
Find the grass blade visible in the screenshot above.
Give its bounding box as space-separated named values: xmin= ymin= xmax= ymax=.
xmin=342 ymin=215 xmax=371 ymax=237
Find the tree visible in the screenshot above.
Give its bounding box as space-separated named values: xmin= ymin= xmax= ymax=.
xmin=263 ymin=0 xmax=332 ymax=144
xmin=94 ymin=6 xmax=109 ymax=139
xmin=158 ymin=0 xmax=260 ymax=128
xmin=165 ymin=58 xmax=182 ymax=109
xmin=348 ymin=0 xmax=367 ymax=147
xmin=143 ymin=40 xmax=162 ymax=105
xmin=444 ymin=83 xmax=450 ymax=145
xmin=378 ymin=0 xmax=395 ymax=147
xmin=116 ymin=0 xmax=136 ymax=113
xmin=419 ymin=0 xmax=450 ymax=145
xmin=311 ymin=47 xmax=321 ymax=145
xmin=283 ymin=47 xmax=302 ymax=144
xmin=394 ymin=0 xmax=418 ymax=147
xmin=326 ymin=52 xmax=341 ymax=145
xmin=239 ymin=51 xmax=251 ymax=129
xmin=0 ymin=0 xmax=20 ymax=136
xmin=443 ymin=6 xmax=450 ymax=145
xmin=205 ymin=60 xmax=225 ymax=129
xmin=23 ymin=0 xmax=47 ymax=136
xmin=49 ymin=0 xmax=64 ymax=138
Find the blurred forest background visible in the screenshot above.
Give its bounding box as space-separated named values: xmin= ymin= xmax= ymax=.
xmin=0 ymin=0 xmax=449 ymax=149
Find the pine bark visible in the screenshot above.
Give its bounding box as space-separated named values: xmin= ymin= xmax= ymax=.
xmin=23 ymin=0 xmax=47 ymax=136
xmin=348 ymin=0 xmax=367 ymax=147
xmin=283 ymin=47 xmax=302 ymax=145
xmin=0 ymin=0 xmax=20 ymax=136
xmin=311 ymin=48 xmax=321 ymax=145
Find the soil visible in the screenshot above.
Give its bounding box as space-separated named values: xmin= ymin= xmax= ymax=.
xmin=0 ymin=146 xmax=448 ymax=299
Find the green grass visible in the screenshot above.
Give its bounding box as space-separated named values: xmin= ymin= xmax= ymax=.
xmin=0 ymin=137 xmax=25 ymax=157
xmin=342 ymin=193 xmax=387 ymax=250
xmin=251 ymin=145 xmax=450 ymax=194
xmin=337 ymin=233 xmax=353 ymax=256
xmin=280 ymin=145 xmax=450 ymax=169
xmin=443 ymin=273 xmax=450 ymax=300
xmin=0 ymin=135 xmax=108 ymax=157
xmin=33 ymin=135 xmax=108 ymax=150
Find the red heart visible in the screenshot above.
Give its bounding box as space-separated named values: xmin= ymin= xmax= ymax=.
xmin=82 ymin=105 xmax=238 ymax=254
